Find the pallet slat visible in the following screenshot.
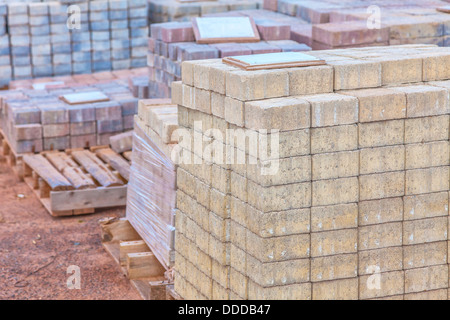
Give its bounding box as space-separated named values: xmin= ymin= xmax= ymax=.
xmin=96 ymin=148 xmax=131 ymax=181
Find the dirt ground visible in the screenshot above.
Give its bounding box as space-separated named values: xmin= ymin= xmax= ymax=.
xmin=0 ymin=153 xmax=140 ymax=300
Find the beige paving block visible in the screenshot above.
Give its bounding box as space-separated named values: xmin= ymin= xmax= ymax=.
xmin=193 ymin=60 xmax=217 ymax=90
xmin=209 ymin=62 xmax=236 ymax=95
xmin=341 ymin=88 xmax=406 ymax=123
xmin=313 ymin=177 xmax=359 ymax=207
xmin=211 ymin=92 xmax=225 ymax=119
xmin=230 ymin=171 xmax=247 ymax=203
xmin=288 ymin=65 xmax=334 ymax=96
xmin=181 ymin=61 xmax=194 ymax=86
xmin=311 ymin=229 xmax=358 ymax=257
xmin=358 ymin=222 xmax=403 ymax=251
xmin=247 ymin=180 xmax=311 ymax=212
xmin=210 ymin=188 xmax=229 ymax=219
xmin=171 ymin=81 xmax=182 ymax=105
xmin=211 ymin=163 xmax=230 ymax=195
xmin=403 ymin=216 xmax=448 ymax=245
xmin=182 ymin=84 xmax=195 ymax=109
xmin=229 ymin=196 xmax=247 ymax=227
xmin=359 ymin=119 xmax=404 ymax=148
xmin=305 ymin=93 xmax=358 ymax=128
xmin=247 ymin=155 xmax=311 ymax=187
xmin=359 ymin=171 xmax=405 ymax=201
xmin=193 ymin=87 xmax=211 ymax=114
xmin=311 ymin=254 xmax=357 ymax=282
xmin=247 ymin=255 xmax=310 ymax=287
xmin=358 ymin=246 xmax=403 ymax=275
xmin=230 ymin=243 xmax=247 ymax=275
xmin=359 ymin=197 xmax=404 ymax=226
xmin=405 ymin=141 xmax=449 ymax=170
xmin=312 ymin=278 xmax=358 ymax=300
xmin=392 ymin=85 xmax=449 ymax=118
xmin=229 ymin=268 xmax=248 ymax=299
xmin=244 ymin=97 xmax=310 ymax=131
xmin=378 ymin=56 xmax=423 ymax=85
xmin=187 ymin=238 xmax=213 ymax=277
xmin=404 ymin=265 xmax=449 ymax=294
xmin=224 ymin=97 xmax=244 ymax=127
xmin=403 ymin=241 xmax=448 ymax=270
xmin=211 ymin=258 xmax=230 ymax=289
xmin=176 ymin=192 xmax=209 ymax=233
xmin=311 ymin=124 xmax=358 ymax=154
xmin=405 ymin=167 xmax=449 ymax=196
xmin=404 ymin=289 xmax=448 ymax=300
xmin=423 ymin=52 xmax=450 ymax=81
xmin=359 ymin=271 xmax=404 ymax=300
xmin=331 ymin=59 xmax=381 ymax=90
xmin=230 ymin=220 xmax=246 ymax=251
xmin=270 ymin=129 xmax=311 ymax=158
xmin=247 ymin=206 xmax=311 ymax=238
xmin=174 ymin=272 xmax=187 ymax=299
xmin=246 ymin=230 xmax=310 ymax=262
xmin=212 ymin=281 xmax=230 ymax=300
xmin=209 ymin=234 xmax=230 ymax=266
xmin=312 ymin=150 xmax=359 ymax=181
xmin=248 ymin=281 xmax=312 ymax=300
xmin=189 ymin=109 xmax=213 ymax=133
xmin=368 ymin=295 xmax=404 ymax=301
xmin=226 ymin=69 xmax=289 ymax=101
xmin=404 ymin=192 xmax=449 ymax=221
xmin=360 ymin=145 xmax=405 ymax=175
xmin=209 ymin=210 xmax=230 ymax=243
xmin=405 ymin=115 xmax=449 ymax=144
xmin=311 ymin=203 xmax=358 ymax=232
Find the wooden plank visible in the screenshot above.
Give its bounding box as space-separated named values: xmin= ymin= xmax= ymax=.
xmin=123 ymin=151 xmax=132 ymax=161
xmin=71 ymin=150 xmax=124 ymax=187
xmin=95 ymin=148 xmax=131 ymax=181
xmin=119 ymin=240 xmax=150 ymax=266
xmin=192 ymin=17 xmax=260 ymax=44
xmin=23 ymin=154 xmax=74 ymax=191
xmin=45 ymin=152 xmax=97 ymax=189
xmin=127 ymin=252 xmax=166 ymax=280
xmin=99 ymin=217 xmax=141 ymax=243
xmin=50 ymin=185 xmax=127 ymax=211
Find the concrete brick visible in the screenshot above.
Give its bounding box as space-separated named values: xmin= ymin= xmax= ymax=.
xmin=244 ymin=97 xmax=310 ymax=131
xmin=331 ymin=60 xmax=381 ymax=90
xmin=405 ymin=167 xmax=449 ymax=196
xmin=42 ymin=123 xmax=70 ymax=138
xmin=403 ymin=217 xmax=448 ymax=245
xmin=341 ymin=88 xmax=406 ymax=123
xmin=404 ymin=265 xmax=448 ymax=294
xmin=359 ymin=197 xmax=404 ymax=226
xmin=224 ymin=97 xmax=244 ymax=127
xmin=359 ymin=172 xmax=405 ymax=201
xmin=403 ymin=241 xmax=448 ymax=270
xmin=311 ymin=254 xmax=357 ymax=282
xmin=359 ymin=247 xmax=403 ymax=275
xmin=311 ymin=229 xmax=358 ymax=257
xmin=405 ymin=116 xmax=449 ymax=144
xmin=423 ymin=52 xmax=450 ymax=81
xmin=359 ymin=120 xmax=404 ymax=148
xmin=288 ymin=65 xmax=333 ymax=96
xmin=311 ymin=203 xmax=358 ymax=232
xmin=359 ymin=271 xmax=404 ymax=300
xmin=404 ymin=192 xmax=449 ymax=221
xmin=311 ymin=124 xmax=358 ymax=154
xmin=360 ymin=145 xmax=405 ymax=175
xmin=312 ymin=177 xmax=359 ymax=207
xmin=404 ymin=289 xmax=448 ymax=300
xmin=405 ymin=141 xmax=449 ymax=170
xmin=312 ymin=278 xmax=358 ymax=300
xmin=312 ymin=150 xmax=359 ymax=180
xmin=393 ymin=85 xmax=449 ymax=118
xmin=305 ymin=93 xmax=358 ymax=128
xmin=194 ymin=88 xmax=211 ymax=114
xmin=359 ymin=222 xmax=403 ymax=251
xmin=248 ymin=280 xmax=311 ymax=300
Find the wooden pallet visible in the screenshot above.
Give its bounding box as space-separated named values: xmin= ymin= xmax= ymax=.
xmin=0 ymin=129 xmax=24 ymax=177
xmin=99 ymin=217 xmax=177 ymax=300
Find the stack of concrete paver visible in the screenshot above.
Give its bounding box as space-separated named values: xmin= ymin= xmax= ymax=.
xmin=0 ymin=71 xmax=144 ymax=154
xmin=148 ymin=0 xmax=263 ymax=23
xmin=148 ymin=10 xmax=311 ymax=98
xmin=126 ymin=98 xmax=179 ymax=269
xmin=264 ymin=0 xmax=450 ymax=49
xmin=171 ymin=44 xmax=450 ymax=300
xmin=0 ymin=0 xmax=148 ymax=85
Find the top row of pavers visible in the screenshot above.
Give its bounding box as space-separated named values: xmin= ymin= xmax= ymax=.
xmin=181 ymin=45 xmax=450 ymax=101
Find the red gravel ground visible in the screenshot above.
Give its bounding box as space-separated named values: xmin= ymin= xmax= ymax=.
xmin=0 ymin=153 xmax=140 ymax=300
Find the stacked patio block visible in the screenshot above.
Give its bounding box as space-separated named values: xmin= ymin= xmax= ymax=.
xmin=110 ymin=0 xmax=130 ymax=70
xmin=148 ymin=12 xmax=311 ymax=99
xmin=172 ymin=44 xmax=450 ymax=300
xmin=126 ymin=98 xmax=178 ymax=269
xmin=0 ymin=77 xmax=139 ymax=153
xmin=0 ymin=3 xmax=11 ymax=87
xmin=30 ymin=2 xmax=51 ymax=78
xmin=8 ymin=2 xmax=32 ymax=79
xmin=148 ymin=0 xmax=262 ymax=23
xmin=89 ymin=0 xmax=112 ymax=72
xmin=68 ymin=1 xmax=92 ymax=75
xmin=128 ymin=0 xmax=148 ymax=69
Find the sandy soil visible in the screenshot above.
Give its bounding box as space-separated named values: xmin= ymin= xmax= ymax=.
xmin=0 ymin=153 xmax=140 ymax=300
